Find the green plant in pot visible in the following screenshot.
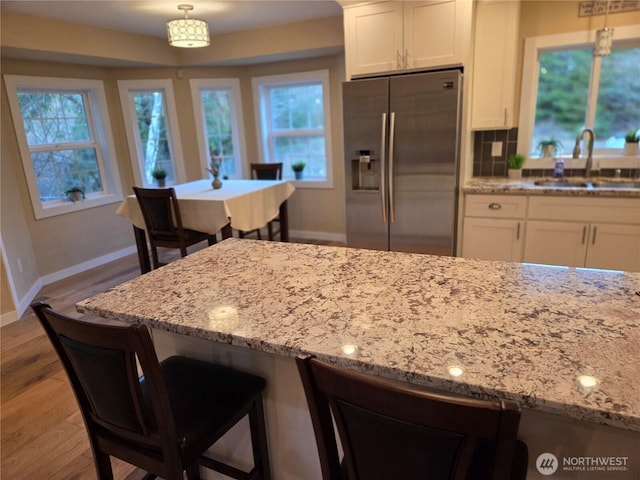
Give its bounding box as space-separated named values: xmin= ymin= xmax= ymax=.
xmin=537 ymin=138 xmax=563 ymax=158
xmin=151 ymin=167 xmax=168 ymax=187
xmin=64 ymin=186 xmax=85 ymax=202
xmin=624 ymin=129 xmax=639 ymax=156
xmin=507 ymin=154 xmax=526 ymax=179
xmin=291 ymin=161 xmax=306 ymax=180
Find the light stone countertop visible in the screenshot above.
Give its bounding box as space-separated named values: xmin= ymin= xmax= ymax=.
xmin=77 ymin=238 xmax=640 ymax=432
xmin=464 ymin=177 xmax=640 ymax=198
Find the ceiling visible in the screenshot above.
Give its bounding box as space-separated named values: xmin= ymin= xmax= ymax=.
xmin=1 ymin=0 xmax=343 ymax=38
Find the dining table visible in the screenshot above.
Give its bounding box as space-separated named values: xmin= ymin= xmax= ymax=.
xmin=117 ymin=179 xmax=295 ymax=273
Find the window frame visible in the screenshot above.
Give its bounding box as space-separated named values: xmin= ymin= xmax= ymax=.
xmin=117 ymin=79 xmax=186 ymax=188
xmin=252 ymin=69 xmax=334 ymax=189
xmin=4 ymin=75 xmax=123 ymax=219
xmin=190 ymin=78 xmax=247 ymax=179
xmin=518 ymin=25 xmax=640 ymax=169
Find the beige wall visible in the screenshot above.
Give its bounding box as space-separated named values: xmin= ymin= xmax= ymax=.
xmin=1 ymin=257 xmax=15 ymax=315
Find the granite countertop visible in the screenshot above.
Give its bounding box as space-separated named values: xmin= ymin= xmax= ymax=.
xmin=77 ymin=238 xmax=640 ymax=432
xmin=464 ymin=177 xmax=640 ymax=198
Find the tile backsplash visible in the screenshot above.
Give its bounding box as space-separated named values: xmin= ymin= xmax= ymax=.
xmin=472 ymin=128 xmax=638 ymax=178
xmin=473 ymin=128 xmax=518 ymax=177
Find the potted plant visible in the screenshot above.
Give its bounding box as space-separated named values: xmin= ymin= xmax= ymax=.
xmin=64 ymin=186 xmax=85 ymax=202
xmin=507 ymin=154 xmax=526 ymax=180
xmin=151 ymin=167 xmax=168 ymax=187
xmin=537 ymin=138 xmax=563 ymax=158
xmin=624 ymin=129 xmax=639 ymax=156
xmin=291 ymin=161 xmax=306 ymax=180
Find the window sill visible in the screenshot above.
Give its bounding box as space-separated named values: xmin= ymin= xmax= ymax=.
xmin=35 ymin=192 xmax=124 ymax=220
xmin=524 ymin=155 xmax=639 ymax=170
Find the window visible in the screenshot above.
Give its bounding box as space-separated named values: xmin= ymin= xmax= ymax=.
xmin=190 ymin=78 xmax=247 ymax=179
xmin=118 ymin=80 xmax=185 ymax=187
xmin=4 ymin=75 xmax=122 ymax=219
xmin=252 ymin=70 xmax=333 ymax=187
xmin=519 ymin=26 xmax=640 ymax=161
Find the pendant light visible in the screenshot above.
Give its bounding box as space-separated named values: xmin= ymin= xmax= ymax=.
xmin=167 ymin=4 xmax=210 ymax=48
xmin=594 ymin=0 xmax=613 ymax=57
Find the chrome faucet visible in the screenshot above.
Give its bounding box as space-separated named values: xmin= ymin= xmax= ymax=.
xmin=572 ymin=128 xmax=595 ymax=177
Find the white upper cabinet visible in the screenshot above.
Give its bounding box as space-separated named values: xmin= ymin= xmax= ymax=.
xmin=344 ymin=1 xmax=470 ymax=79
xmin=470 ymin=0 xmax=520 ymax=130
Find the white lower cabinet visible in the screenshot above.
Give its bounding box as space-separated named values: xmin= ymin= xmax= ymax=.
xmin=462 ymin=194 xmax=527 ymax=262
xmin=523 ymin=196 xmax=640 ymax=272
xmin=523 ymin=221 xmax=588 ymax=267
xmin=464 ymin=194 xmax=640 ymax=272
xmin=463 ymin=217 xmax=524 ymax=261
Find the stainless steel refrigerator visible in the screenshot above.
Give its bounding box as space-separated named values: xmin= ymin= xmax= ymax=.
xmin=344 ymin=70 xmax=462 ymax=255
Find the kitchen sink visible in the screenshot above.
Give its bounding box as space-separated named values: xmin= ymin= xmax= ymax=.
xmin=532 ymin=179 xmax=640 ymax=189
xmin=591 ymin=180 xmax=640 ymax=189
xmin=533 ymin=180 xmax=590 ymax=188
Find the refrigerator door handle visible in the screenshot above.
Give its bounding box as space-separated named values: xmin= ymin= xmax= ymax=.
xmin=389 ymin=112 xmax=396 ymax=223
xmin=380 ymin=113 xmax=387 ymax=224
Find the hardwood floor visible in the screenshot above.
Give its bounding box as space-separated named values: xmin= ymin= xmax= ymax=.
xmin=1 ymin=237 xmax=341 ymax=479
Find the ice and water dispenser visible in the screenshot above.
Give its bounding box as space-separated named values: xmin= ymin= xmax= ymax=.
xmin=351 ymin=150 xmax=380 ymax=191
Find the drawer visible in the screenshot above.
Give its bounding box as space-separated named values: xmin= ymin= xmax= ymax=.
xmin=465 ymin=194 xmax=528 ymax=219
xmin=529 ymin=197 xmax=640 ymax=224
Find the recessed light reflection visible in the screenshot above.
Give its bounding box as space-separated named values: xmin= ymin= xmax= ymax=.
xmin=448 ymin=365 xmax=464 ymax=378
xmin=342 ymin=344 xmax=357 ymax=355
xmin=577 ymin=374 xmax=600 ymax=388
xmin=208 ymin=305 xmax=239 ymax=329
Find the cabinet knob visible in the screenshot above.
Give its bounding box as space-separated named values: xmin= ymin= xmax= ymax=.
xmin=488 ymin=203 xmax=502 ymax=210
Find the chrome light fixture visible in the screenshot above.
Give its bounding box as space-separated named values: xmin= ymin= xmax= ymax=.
xmin=167 ymin=4 xmax=210 ymax=48
xmin=594 ymin=0 xmax=613 ymax=57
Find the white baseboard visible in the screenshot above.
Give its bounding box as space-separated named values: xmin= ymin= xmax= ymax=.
xmin=12 ymin=277 xmax=42 ymax=324
xmin=40 ymin=246 xmax=138 ymax=285
xmin=3 ymin=245 xmax=138 ymax=327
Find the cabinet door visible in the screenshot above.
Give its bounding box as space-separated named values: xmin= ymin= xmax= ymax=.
xmin=523 ymin=221 xmax=588 ymax=267
xmin=586 ymin=223 xmax=640 ymax=272
xmin=471 ymin=0 xmax=519 ymax=129
xmin=462 ymin=217 xmax=523 ymax=262
xmin=404 ymin=0 xmax=466 ymax=70
xmin=344 ymin=2 xmax=404 ymax=78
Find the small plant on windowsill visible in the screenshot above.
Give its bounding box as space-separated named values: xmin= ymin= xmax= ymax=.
xmin=151 ymin=168 xmax=168 ymax=187
xmin=291 ymin=161 xmax=306 ymax=180
xmin=507 ymin=154 xmax=526 ymax=180
xmin=537 ymin=138 xmax=563 ymax=158
xmin=624 ymin=129 xmax=639 ymax=156
xmin=64 ymin=186 xmax=85 ymax=202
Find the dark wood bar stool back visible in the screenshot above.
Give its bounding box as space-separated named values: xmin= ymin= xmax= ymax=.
xmin=296 ymin=354 xmax=528 ymax=480
xmin=133 ymin=186 xmax=216 ymax=269
xmin=239 ymin=163 xmax=283 ymax=241
xmin=31 ymin=301 xmax=272 ymax=480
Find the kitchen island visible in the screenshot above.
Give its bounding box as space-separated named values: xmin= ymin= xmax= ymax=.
xmin=77 ymin=239 xmax=640 ymax=479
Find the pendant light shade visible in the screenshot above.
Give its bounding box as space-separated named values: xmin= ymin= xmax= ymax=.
xmin=593 ymin=0 xmax=613 ymax=57
xmin=167 ymin=4 xmax=210 ymax=48
xmin=594 ymin=27 xmax=613 ymax=57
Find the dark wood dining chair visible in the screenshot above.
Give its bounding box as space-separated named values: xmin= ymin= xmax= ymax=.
xmin=133 ymin=187 xmax=216 ymax=270
xmin=31 ymin=301 xmax=272 ymax=480
xmin=239 ymin=163 xmax=283 ymax=241
xmin=296 ymin=354 xmax=528 ymax=480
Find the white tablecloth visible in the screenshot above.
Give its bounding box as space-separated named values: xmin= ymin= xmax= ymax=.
xmin=117 ymin=179 xmax=295 ymax=233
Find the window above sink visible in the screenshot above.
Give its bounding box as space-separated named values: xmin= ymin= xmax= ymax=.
xmin=518 ymin=25 xmax=640 ymax=166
